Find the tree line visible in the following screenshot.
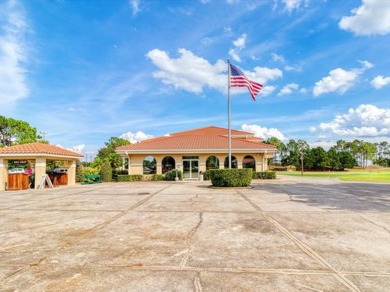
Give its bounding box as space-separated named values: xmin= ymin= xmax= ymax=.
xmin=1 ymin=114 xmax=389 ymax=171
xmin=265 ymin=137 xmax=390 ymax=171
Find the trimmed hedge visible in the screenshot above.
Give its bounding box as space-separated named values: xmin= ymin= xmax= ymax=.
xmin=252 ymin=171 xmax=276 ymax=179
xmin=203 ymin=170 xmax=212 ymax=180
xmin=151 ymin=174 xmax=165 ymax=181
xmin=209 ymin=169 xmax=252 ymax=187
xmin=164 ymin=170 xmax=182 ymax=181
xmin=117 ymin=175 xmax=143 ymax=182
xmin=116 ymin=170 xmax=129 ymax=175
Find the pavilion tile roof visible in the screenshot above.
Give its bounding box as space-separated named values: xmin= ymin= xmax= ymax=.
xmin=0 ymin=143 xmax=83 ymax=158
xmin=117 ymin=126 xmax=276 ymax=153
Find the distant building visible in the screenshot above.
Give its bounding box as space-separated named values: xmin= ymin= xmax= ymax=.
xmin=116 ymin=126 xmax=276 ymax=179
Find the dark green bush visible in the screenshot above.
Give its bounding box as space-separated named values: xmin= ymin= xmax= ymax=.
xmin=117 ymin=170 xmax=129 ymax=175
xmin=100 ymin=161 xmax=112 ymax=182
xmin=209 ymin=169 xmax=252 ymax=187
xmin=117 ymin=175 xmax=143 ymax=182
xmin=117 ymin=175 xmax=130 ymax=182
xmin=203 ymin=170 xmax=210 ymax=180
xmin=252 ymin=171 xmax=276 ymax=179
xmin=164 ymin=169 xmax=182 ymax=181
xmin=129 ymin=175 xmax=143 ymax=181
xmin=151 ymin=174 xmax=164 ymax=181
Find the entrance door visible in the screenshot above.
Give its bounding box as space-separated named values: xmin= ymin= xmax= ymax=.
xmin=183 ymin=159 xmax=199 ymax=179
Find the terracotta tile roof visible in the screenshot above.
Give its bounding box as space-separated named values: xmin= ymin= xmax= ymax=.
xmin=0 ymin=143 xmax=83 ymax=158
xmin=117 ymin=126 xmax=276 ymax=153
xmin=170 ymin=126 xmax=254 ymax=137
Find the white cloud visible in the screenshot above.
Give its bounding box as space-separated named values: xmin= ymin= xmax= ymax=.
xmin=70 ymin=144 xmax=85 ymax=153
xmin=371 ymin=75 xmax=390 ymax=89
xmin=229 ymin=34 xmax=247 ymax=62
xmin=233 ymin=34 xmax=246 ymax=48
xmin=146 ymin=48 xmax=282 ymax=96
xmin=359 ymin=59 xmax=374 ymax=69
xmin=258 ymin=85 xmax=276 ymax=96
xmin=0 ymin=0 xmax=29 ymax=112
xmin=284 ymin=64 xmax=302 ymax=72
xmin=129 ymin=0 xmax=140 ymax=16
xmin=146 ymin=48 xmax=226 ymax=93
xmin=282 ymin=0 xmax=309 ymax=12
xmin=313 ymin=61 xmax=372 ymax=96
xmin=278 ymin=83 xmax=299 ymax=96
xmin=271 ymin=53 xmax=285 ymax=63
xmin=55 ymin=144 xmax=85 ymax=154
xmin=250 ymin=66 xmax=283 ymax=85
xmin=318 ymin=104 xmax=390 ymax=137
xmin=120 ymin=131 xmax=153 ymax=143
xmin=339 ymin=0 xmax=390 ymax=36
xmin=224 ymin=25 xmax=232 ymax=34
xmin=241 ymin=123 xmax=286 ymax=141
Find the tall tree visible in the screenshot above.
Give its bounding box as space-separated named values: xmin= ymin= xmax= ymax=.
xmin=310 ymin=146 xmax=329 ymax=170
xmin=281 ymin=139 xmax=299 ymax=166
xmin=0 ymin=116 xmax=38 ymax=147
xmin=264 ymin=137 xmax=286 ymax=164
xmin=96 ymin=137 xmax=130 ymax=169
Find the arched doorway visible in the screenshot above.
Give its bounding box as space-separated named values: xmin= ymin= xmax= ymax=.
xmin=224 ymin=156 xmax=237 ymax=168
xmin=143 ymin=156 xmax=156 ymax=174
xmin=162 ymin=156 xmax=175 ymax=174
xmin=243 ymin=155 xmax=256 ymax=171
xmin=206 ymin=156 xmax=219 ymax=170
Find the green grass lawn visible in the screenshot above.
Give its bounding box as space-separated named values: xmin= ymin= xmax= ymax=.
xmin=277 ymin=170 xmax=390 ymax=183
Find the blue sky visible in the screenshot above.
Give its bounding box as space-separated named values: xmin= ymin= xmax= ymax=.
xmin=1 ymin=0 xmax=389 ymax=158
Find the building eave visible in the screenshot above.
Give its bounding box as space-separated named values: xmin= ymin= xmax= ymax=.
xmin=116 ymin=148 xmax=276 ymax=155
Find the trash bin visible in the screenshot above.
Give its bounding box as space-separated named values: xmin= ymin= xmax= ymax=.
xmin=199 ymin=171 xmax=204 ymax=181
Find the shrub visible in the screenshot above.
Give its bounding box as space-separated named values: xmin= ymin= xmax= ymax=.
xmin=209 ymin=169 xmax=252 ymax=187
xmin=270 ymin=166 xmax=288 ymax=171
xmin=82 ymin=167 xmax=100 ymax=176
xmin=117 ymin=175 xmax=129 ymax=182
xmin=203 ymin=170 xmax=211 ymax=180
xmin=100 ymin=161 xmax=112 ymax=182
xmin=252 ymin=171 xmax=276 ymax=179
xmin=116 ymin=170 xmax=129 ymax=175
xmin=288 ymin=165 xmax=296 ymax=171
xmin=76 ymin=160 xmax=84 ymax=183
xmin=164 ymin=169 xmax=182 ymax=181
xmin=151 ymin=174 xmax=165 ymax=181
xmin=117 ymin=175 xmax=143 ymax=182
xmin=130 ymin=175 xmax=143 ymax=181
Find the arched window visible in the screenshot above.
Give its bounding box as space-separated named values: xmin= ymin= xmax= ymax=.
xmin=206 ymin=156 xmax=219 ymax=170
xmin=243 ymin=155 xmax=256 ymax=171
xmin=143 ymin=156 xmax=156 ymax=174
xmin=224 ymin=156 xmax=238 ymax=168
xmin=162 ymin=156 xmax=175 ymax=174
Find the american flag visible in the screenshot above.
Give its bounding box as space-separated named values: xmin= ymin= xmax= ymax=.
xmin=229 ymin=63 xmax=263 ymax=100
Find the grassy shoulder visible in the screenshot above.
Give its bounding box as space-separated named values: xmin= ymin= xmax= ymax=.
xmin=277 ymin=169 xmax=390 ymax=183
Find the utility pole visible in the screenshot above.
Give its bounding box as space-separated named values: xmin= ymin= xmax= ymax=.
xmin=40 ymin=131 xmax=48 ymax=141
xmin=298 ymin=141 xmax=306 ymax=176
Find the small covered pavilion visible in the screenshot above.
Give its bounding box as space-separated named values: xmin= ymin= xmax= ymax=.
xmin=0 ymin=143 xmax=83 ymax=191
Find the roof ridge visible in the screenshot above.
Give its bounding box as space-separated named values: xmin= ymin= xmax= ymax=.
xmin=231 ymin=136 xmax=276 ymax=148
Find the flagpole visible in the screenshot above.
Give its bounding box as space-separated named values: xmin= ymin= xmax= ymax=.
xmin=227 ymin=59 xmax=232 ymax=169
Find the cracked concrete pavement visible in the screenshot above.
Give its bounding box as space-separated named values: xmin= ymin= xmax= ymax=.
xmin=0 ymin=175 xmax=389 ymax=291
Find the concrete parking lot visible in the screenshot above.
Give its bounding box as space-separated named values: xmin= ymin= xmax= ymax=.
xmin=0 ymin=176 xmax=389 ymax=291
